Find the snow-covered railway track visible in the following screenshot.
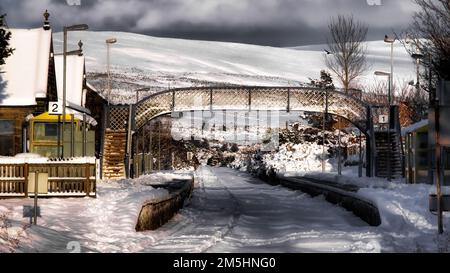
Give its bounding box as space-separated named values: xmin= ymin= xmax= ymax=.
xmin=146 ymin=166 xmax=242 ymax=252
xmin=146 ymin=166 xmax=385 ymax=252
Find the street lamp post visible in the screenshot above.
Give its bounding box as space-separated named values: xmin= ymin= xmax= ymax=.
xmin=61 ymin=24 xmax=88 ymax=158
xmin=55 ymin=45 xmax=83 ymax=158
xmin=359 ymin=90 xmax=363 ymax=177
xmin=385 ymin=35 xmax=396 ymax=181
xmin=374 ymin=70 xmax=392 ymax=181
xmin=323 ymin=49 xmax=342 ymax=175
xmin=384 ymin=35 xmax=395 ymax=104
xmin=411 ymin=52 xmax=424 ymax=92
xmin=322 ymin=51 xmax=331 ymax=173
xmin=106 ymin=38 xmax=117 ymax=105
xmin=322 ymin=89 xmax=327 ymax=173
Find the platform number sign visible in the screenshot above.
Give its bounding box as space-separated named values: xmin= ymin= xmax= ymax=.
xmin=378 ymin=115 xmax=388 ymax=124
xmin=48 ymin=101 xmax=63 ymax=115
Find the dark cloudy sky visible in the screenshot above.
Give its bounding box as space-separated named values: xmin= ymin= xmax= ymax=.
xmin=0 ymin=0 xmax=419 ymax=46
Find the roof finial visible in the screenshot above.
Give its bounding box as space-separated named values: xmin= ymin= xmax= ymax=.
xmin=78 ymin=40 xmax=83 ymax=56
xmin=43 ymin=10 xmax=50 ymax=30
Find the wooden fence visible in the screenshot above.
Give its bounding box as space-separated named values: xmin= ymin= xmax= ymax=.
xmin=0 ymin=161 xmax=96 ymax=198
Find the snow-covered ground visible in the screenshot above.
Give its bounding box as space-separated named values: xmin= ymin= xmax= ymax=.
xmin=52 ymin=31 xmax=415 ymax=104
xmin=303 ymin=168 xmax=450 ymax=252
xmin=1 ymin=166 xmax=448 ymax=253
xmin=0 ymin=172 xmax=190 ymax=253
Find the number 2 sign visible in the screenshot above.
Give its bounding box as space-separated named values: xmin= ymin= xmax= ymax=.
xmin=48 ymin=101 xmax=63 ymax=115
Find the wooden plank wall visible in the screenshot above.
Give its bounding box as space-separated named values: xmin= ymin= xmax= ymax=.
xmin=0 ymin=162 xmax=96 ymax=197
xmin=0 ymin=106 xmax=35 ymax=156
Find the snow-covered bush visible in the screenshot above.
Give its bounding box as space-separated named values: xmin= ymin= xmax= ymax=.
xmin=263 ymin=142 xmax=332 ymax=175
xmin=0 ymin=212 xmax=28 ymax=253
xmin=170 ymin=117 xmax=363 ymax=178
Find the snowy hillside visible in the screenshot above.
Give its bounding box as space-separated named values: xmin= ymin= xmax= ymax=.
xmin=53 ymin=31 xmax=415 ymax=104
xmin=292 ymin=41 xmax=416 ymax=86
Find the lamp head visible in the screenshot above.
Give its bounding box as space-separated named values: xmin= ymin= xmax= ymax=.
xmin=136 ymin=87 xmax=151 ymax=92
xmin=374 ymin=71 xmax=390 ymax=76
xmin=411 ymin=53 xmax=424 ymax=60
xmin=384 ymin=35 xmax=395 ymax=43
xmin=65 ymin=24 xmax=89 ymax=31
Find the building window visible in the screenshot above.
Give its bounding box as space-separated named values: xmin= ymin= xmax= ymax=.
xmin=45 ymin=123 xmax=58 ymax=137
xmin=34 ymin=122 xmax=72 ymax=141
xmin=0 ymin=120 xmax=15 ymax=156
xmin=34 ymin=122 xmax=59 ymax=141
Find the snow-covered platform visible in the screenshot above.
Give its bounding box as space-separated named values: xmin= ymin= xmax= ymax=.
xmin=278 ymin=176 xmax=381 ymax=226
xmin=0 ymin=171 xmax=193 ymax=252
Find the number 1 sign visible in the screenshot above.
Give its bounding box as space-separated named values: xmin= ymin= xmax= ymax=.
xmin=48 ymin=101 xmax=63 ymax=115
xmin=378 ymin=114 xmax=388 ymax=124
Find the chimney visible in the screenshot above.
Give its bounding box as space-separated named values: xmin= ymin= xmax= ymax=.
xmin=43 ymin=10 xmax=50 ymax=30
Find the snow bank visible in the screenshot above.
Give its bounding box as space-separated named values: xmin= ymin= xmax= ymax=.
xmin=304 ymin=171 xmax=449 ymax=252
xmin=99 ymin=179 xmax=171 ymax=210
xmin=134 ymin=171 xmax=193 ymax=186
xmin=13 ymin=153 xmax=43 ymax=158
xmin=358 ymin=183 xmax=448 ymax=251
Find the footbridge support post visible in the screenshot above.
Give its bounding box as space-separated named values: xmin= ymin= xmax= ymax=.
xmin=126 ymin=104 xmax=136 ymax=179
xmin=366 ymin=106 xmax=375 ymax=177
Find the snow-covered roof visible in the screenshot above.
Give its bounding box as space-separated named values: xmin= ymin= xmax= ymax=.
xmin=0 ymin=27 xmax=52 ymax=106
xmin=86 ymin=81 xmax=106 ymax=100
xmin=67 ymin=108 xmax=97 ymax=126
xmin=86 ymin=81 xmax=97 ymax=92
xmin=401 ymin=119 xmax=428 ymax=136
xmin=54 ymin=54 xmax=86 ymax=108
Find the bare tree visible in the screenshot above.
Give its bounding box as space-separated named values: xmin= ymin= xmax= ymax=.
xmin=325 ymin=15 xmax=369 ymax=93
xmin=365 ymin=79 xmax=428 ymax=124
xmin=398 ymin=0 xmax=450 ymax=93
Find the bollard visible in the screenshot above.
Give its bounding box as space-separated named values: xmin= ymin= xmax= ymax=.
xmin=34 ymin=170 xmax=39 ymax=225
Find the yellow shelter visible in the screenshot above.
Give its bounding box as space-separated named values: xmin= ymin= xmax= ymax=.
xmin=29 ymin=112 xmax=94 ymax=157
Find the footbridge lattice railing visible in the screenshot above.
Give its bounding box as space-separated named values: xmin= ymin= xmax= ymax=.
xmin=134 ymin=86 xmax=372 ymax=134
